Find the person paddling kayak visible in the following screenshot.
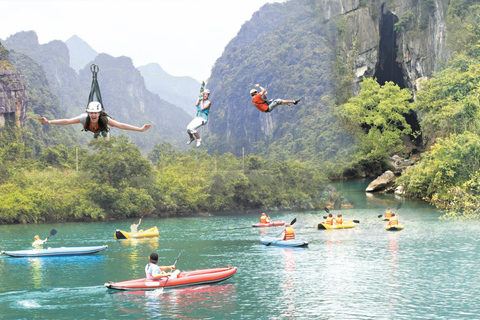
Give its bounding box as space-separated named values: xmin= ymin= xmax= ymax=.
xmin=32 ymin=235 xmax=47 ymax=249
xmin=281 ymin=224 xmax=295 ymax=240
xmin=384 ymin=207 xmax=393 ymax=219
xmin=325 ymin=213 xmax=335 ymax=225
xmin=335 ymin=214 xmax=343 ymax=225
xmin=130 ymin=218 xmax=142 ymax=233
xmin=260 ymin=213 xmax=271 ymax=224
xmin=145 ymin=253 xmax=180 ymax=280
xmin=387 ymin=213 xmax=399 ymax=226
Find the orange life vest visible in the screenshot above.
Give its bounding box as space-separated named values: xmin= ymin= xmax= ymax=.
xmin=326 ymin=217 xmax=334 ymax=225
xmin=284 ymin=226 xmax=295 ymax=240
xmin=260 ymin=215 xmax=267 ymax=223
xmin=252 ymin=94 xmax=268 ymax=112
xmin=336 ymin=217 xmax=343 ymax=225
xmin=388 ymin=216 xmax=399 ymax=226
xmin=385 ymin=210 xmax=393 ymax=218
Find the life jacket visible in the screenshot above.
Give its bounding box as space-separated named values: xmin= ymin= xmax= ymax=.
xmin=260 ymin=215 xmax=267 ymax=223
xmin=336 ymin=217 xmax=343 ymax=225
xmin=284 ymin=226 xmax=295 ymax=240
xmin=385 ymin=210 xmax=393 ymax=218
xmin=32 ymin=239 xmax=44 ymax=249
xmin=388 ymin=216 xmax=399 ymax=226
xmin=326 ymin=216 xmax=334 ymax=225
xmin=196 ymin=99 xmax=211 ymax=118
xmin=252 ymin=94 xmax=268 ymax=112
xmin=83 ymin=111 xmax=111 ymax=134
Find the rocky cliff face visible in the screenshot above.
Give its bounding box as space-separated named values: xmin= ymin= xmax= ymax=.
xmin=206 ymin=0 xmax=451 ymax=159
xmin=0 ymin=69 xmax=28 ymax=129
xmin=328 ymin=0 xmax=450 ymax=93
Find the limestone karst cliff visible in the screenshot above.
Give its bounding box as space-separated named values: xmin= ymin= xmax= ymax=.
xmin=0 ymin=67 xmax=28 ymax=130
xmin=205 ymin=0 xmax=451 ymax=163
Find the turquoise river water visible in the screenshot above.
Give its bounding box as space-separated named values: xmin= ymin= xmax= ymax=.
xmin=1 ymin=179 xmax=480 ymax=319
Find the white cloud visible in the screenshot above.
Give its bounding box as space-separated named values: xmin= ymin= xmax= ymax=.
xmin=0 ymin=0 xmax=285 ymax=80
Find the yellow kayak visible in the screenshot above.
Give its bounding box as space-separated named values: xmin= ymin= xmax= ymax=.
xmin=318 ymin=220 xmax=356 ymax=230
xmin=114 ymin=226 xmax=159 ymax=239
xmin=386 ymin=225 xmax=404 ymax=231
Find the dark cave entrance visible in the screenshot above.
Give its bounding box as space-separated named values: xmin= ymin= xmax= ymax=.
xmin=373 ymin=9 xmax=423 ymax=151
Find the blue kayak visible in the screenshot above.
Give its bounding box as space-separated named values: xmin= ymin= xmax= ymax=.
xmin=1 ymin=245 xmax=108 ymax=257
xmin=259 ymin=236 xmax=308 ymax=247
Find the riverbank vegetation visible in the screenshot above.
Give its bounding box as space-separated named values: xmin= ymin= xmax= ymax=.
xmin=0 ymin=136 xmax=328 ymax=224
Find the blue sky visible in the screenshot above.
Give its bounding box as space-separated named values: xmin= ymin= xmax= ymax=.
xmin=0 ymin=0 xmax=284 ymax=81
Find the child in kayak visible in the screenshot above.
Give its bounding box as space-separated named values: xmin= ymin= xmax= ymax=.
xmin=145 ymin=253 xmax=180 ymax=280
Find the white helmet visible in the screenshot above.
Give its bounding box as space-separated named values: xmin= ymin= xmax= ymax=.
xmin=203 ymin=89 xmax=210 ymax=94
xmin=250 ymin=89 xmax=258 ymax=95
xmin=86 ymin=101 xmax=102 ymax=112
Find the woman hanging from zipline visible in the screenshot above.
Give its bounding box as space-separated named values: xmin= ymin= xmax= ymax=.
xmin=38 ymin=64 xmax=150 ymax=140
xmin=38 ymin=101 xmax=151 ymax=141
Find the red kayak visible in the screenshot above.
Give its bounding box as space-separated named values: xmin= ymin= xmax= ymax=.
xmin=252 ymin=221 xmax=285 ymax=227
xmin=104 ymin=267 xmax=237 ymax=291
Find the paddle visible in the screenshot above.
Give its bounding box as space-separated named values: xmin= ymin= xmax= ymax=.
xmin=323 ymin=208 xmax=359 ymax=223
xmin=265 ymin=218 xmax=297 ymax=246
xmin=155 ymin=252 xmax=182 ymax=294
xmin=45 ymin=229 xmax=57 ymax=242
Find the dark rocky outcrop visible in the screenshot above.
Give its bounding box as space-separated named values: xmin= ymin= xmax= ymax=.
xmin=0 ymin=69 xmax=28 ymax=129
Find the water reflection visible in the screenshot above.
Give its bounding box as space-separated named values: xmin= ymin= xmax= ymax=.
xmin=282 ymin=248 xmax=296 ymax=319
xmin=112 ymin=283 xmax=237 ymax=318
xmin=29 ymin=258 xmax=42 ymax=289
xmin=119 ymin=238 xmax=159 ymax=273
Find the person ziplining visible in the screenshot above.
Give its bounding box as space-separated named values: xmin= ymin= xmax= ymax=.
xmin=250 ymin=84 xmax=300 ymax=113
xmin=38 ymin=64 xmax=151 ymax=139
xmin=186 ymin=81 xmax=211 ymax=147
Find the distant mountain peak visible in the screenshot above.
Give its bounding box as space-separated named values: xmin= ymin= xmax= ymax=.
xmin=65 ymin=35 xmax=98 ymax=72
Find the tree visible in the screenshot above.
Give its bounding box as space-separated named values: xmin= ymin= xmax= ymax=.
xmin=338 ymin=78 xmax=413 ymax=163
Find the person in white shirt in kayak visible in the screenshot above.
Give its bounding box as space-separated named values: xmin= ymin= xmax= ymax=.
xmin=145 ymin=253 xmax=180 ymax=280
xmin=130 ymin=218 xmax=142 ymax=233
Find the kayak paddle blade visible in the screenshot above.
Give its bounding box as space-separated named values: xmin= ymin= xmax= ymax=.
xmin=324 ymin=207 xmax=330 ymax=213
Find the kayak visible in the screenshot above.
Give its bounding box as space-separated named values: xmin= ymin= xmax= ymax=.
xmin=259 ymin=236 xmax=308 ymax=247
xmin=115 ymin=226 xmax=159 ymax=240
xmin=252 ymin=221 xmax=285 ymax=227
xmin=318 ymin=220 xmax=356 ymax=230
xmin=104 ymin=267 xmax=237 ymax=291
xmin=1 ymin=245 xmax=108 ymax=257
xmin=386 ymin=225 xmax=405 ymax=231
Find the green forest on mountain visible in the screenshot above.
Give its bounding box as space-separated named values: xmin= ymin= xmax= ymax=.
xmin=1 ymin=0 xmax=480 ymax=223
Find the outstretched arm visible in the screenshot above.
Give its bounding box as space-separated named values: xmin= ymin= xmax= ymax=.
xmin=255 ymin=84 xmax=267 ymax=96
xmin=108 ymin=119 xmax=151 ymax=132
xmin=38 ymin=117 xmax=80 ymax=125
